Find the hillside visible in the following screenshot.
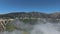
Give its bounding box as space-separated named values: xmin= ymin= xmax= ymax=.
xmin=0 ymin=12 xmax=59 ymax=19
xmin=0 ymin=12 xmax=60 ymax=19
xmin=0 ymin=12 xmax=60 ymax=32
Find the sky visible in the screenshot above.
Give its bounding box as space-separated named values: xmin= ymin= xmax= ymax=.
xmin=0 ymin=0 xmax=60 ymax=14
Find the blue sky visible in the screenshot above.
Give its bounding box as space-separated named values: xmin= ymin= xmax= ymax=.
xmin=0 ymin=0 xmax=60 ymax=14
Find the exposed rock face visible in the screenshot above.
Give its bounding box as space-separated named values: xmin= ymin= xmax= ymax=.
xmin=0 ymin=23 xmax=4 ymax=32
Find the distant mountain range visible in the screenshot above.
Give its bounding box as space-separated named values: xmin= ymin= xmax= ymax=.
xmin=0 ymin=12 xmax=60 ymax=19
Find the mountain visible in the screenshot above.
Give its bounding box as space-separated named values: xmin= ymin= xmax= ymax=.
xmin=49 ymin=12 xmax=60 ymax=19
xmin=0 ymin=12 xmax=60 ymax=19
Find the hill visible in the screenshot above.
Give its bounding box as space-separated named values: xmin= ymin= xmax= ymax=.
xmin=0 ymin=12 xmax=60 ymax=19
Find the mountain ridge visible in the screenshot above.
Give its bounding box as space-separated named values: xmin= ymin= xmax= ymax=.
xmin=0 ymin=12 xmax=60 ymax=19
